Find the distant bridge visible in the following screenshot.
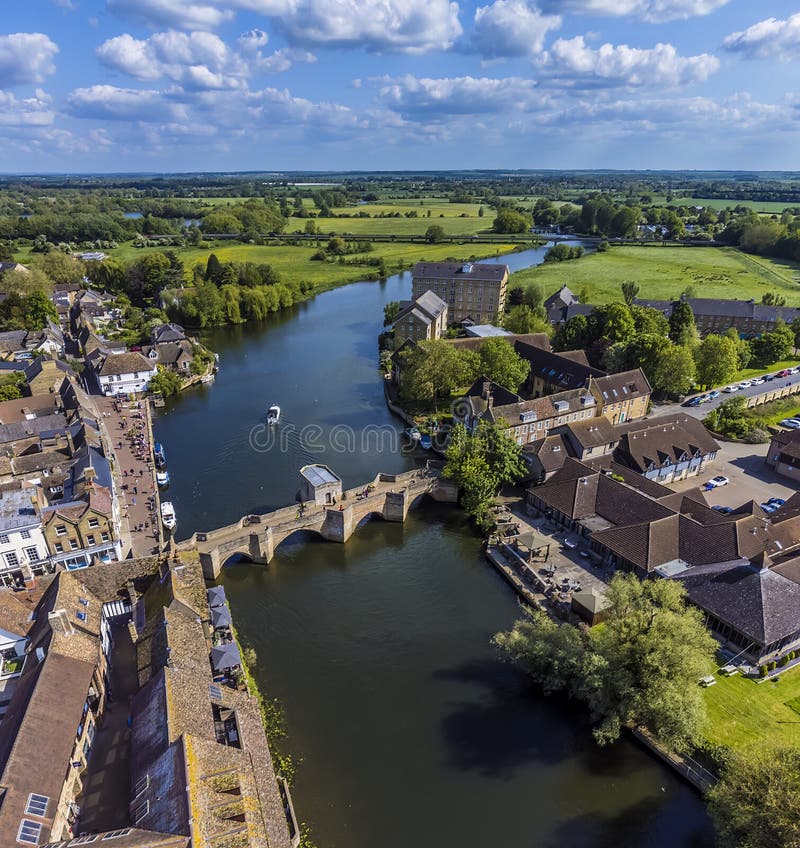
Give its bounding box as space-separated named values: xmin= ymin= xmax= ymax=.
xmin=177 ymin=468 xmax=458 ymax=579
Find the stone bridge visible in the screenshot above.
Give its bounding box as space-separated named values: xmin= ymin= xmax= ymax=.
xmin=177 ymin=468 xmax=459 ymax=579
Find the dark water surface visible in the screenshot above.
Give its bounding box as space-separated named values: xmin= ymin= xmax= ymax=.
xmin=153 ymin=245 xmax=714 ymax=847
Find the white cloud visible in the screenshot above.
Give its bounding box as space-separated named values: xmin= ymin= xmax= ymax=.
xmin=257 ymin=48 xmax=317 ymax=72
xmin=723 ymin=14 xmax=800 ymax=61
xmin=107 ymin=0 xmax=234 ymax=30
xmin=97 ymin=31 xmax=246 ymax=89
xmin=0 ymin=33 xmax=58 ymax=87
xmin=67 ymin=84 xmax=189 ymax=121
xmin=541 ymin=36 xmax=719 ymax=88
xmin=472 ymin=0 xmax=561 ymax=58
xmin=0 ymin=89 xmax=55 ymax=126
xmin=376 ymin=74 xmax=544 ymax=117
xmin=108 ymin=0 xmax=461 ymax=52
xmin=51 ymin=0 xmax=77 ymax=8
xmin=538 ymin=0 xmax=730 ymax=23
xmin=238 ymin=29 xmax=269 ymax=51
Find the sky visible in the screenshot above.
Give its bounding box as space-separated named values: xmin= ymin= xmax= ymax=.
xmin=0 ymin=0 xmax=798 ymax=173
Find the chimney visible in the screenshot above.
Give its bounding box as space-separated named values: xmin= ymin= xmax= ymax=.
xmin=482 ymin=381 xmax=491 ymax=400
xmin=487 ymin=393 xmax=494 ymax=410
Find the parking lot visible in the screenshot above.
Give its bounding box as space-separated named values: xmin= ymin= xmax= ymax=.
xmin=666 ymin=441 xmax=798 ymax=511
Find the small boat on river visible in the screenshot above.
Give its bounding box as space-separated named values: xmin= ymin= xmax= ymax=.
xmin=156 ymin=470 xmax=170 ymax=487
xmin=154 ymin=442 xmax=167 ymax=468
xmin=267 ymin=404 xmax=281 ymax=424
xmin=161 ymin=501 xmax=177 ymax=531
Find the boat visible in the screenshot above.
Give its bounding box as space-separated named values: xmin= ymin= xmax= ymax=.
xmin=267 ymin=404 xmax=281 ymax=425
xmin=403 ymin=426 xmax=421 ymax=441
xmin=154 ymin=442 xmax=167 ymax=468
xmin=200 ymin=374 xmax=215 ymax=384
xmin=419 ymin=433 xmax=432 ymax=450
xmin=160 ymin=501 xmax=177 ymax=531
xmin=156 ymin=470 xmax=170 ymax=487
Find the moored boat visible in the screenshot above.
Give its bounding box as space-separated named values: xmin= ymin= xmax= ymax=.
xmin=154 ymin=442 xmax=167 ymax=468
xmin=156 ymin=470 xmax=170 ymax=487
xmin=160 ymin=500 xmax=176 ymax=530
xmin=267 ymin=404 xmax=281 ymax=424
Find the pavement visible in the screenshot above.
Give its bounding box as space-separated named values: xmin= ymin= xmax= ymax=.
xmin=665 ymin=440 xmax=798 ymax=510
xmin=96 ymin=396 xmax=162 ymax=558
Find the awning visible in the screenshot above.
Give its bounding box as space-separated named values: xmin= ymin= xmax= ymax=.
xmin=207 ymin=585 xmax=227 ymax=608
xmin=211 ymin=605 xmax=232 ymax=628
xmin=211 ymin=642 xmax=241 ymax=671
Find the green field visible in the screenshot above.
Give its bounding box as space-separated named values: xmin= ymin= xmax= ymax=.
xmin=702 ymin=668 xmax=800 ymax=752
xmin=510 ymin=245 xmax=800 ymax=305
xmin=649 ymin=196 xmax=798 ymax=214
xmin=19 ymin=240 xmax=516 ymax=292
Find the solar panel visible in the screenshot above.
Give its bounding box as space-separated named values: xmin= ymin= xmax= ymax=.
xmin=209 ymin=683 xmax=223 ymax=701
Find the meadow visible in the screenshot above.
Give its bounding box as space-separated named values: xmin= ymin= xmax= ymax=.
xmin=510 ymin=245 xmax=800 ymax=305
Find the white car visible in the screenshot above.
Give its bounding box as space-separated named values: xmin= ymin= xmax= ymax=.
xmin=723 ymin=385 xmax=738 ymax=393
xmin=780 ymin=419 xmax=800 ymax=429
xmin=706 ymin=475 xmax=730 ymax=488
xmin=738 ymin=381 xmax=752 ymax=389
xmin=752 ymin=377 xmax=765 ymax=386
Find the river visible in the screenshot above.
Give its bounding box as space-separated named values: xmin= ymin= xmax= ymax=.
xmin=152 ymin=243 xmax=714 ymax=847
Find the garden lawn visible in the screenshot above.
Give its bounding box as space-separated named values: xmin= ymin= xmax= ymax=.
xmin=510 ymin=245 xmax=800 ymax=306
xmin=701 ymin=667 xmax=800 ymax=752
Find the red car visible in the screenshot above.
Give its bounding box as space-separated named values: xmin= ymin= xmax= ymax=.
xmin=777 ymin=369 xmax=791 ymax=378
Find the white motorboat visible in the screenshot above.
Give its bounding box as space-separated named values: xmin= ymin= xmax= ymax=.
xmin=156 ymin=470 xmax=170 ymax=487
xmin=267 ymin=404 xmax=281 ymax=424
xmin=160 ymin=501 xmax=177 ymax=531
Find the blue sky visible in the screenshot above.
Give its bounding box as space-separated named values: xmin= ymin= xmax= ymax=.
xmin=0 ymin=0 xmax=798 ymax=172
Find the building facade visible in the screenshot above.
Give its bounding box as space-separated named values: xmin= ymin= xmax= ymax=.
xmin=392 ymin=290 xmax=448 ymax=343
xmin=0 ymin=489 xmax=51 ymax=589
xmin=411 ymin=261 xmax=508 ymax=324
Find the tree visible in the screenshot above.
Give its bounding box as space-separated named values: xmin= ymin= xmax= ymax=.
xmin=631 ymin=305 xmax=669 ymax=336
xmin=495 ymin=574 xmax=716 ymax=753
xmin=0 ymin=383 xmax=22 ymax=401
xmin=552 ymin=314 xmax=590 ymax=351
xmin=424 ymin=225 xmax=445 ymax=243
xmin=668 ymin=300 xmax=697 ymax=346
xmin=149 ymin=366 xmax=183 ymax=397
xmin=762 ymin=291 xmax=787 ymax=306
xmin=502 ymin=305 xmax=551 ymax=336
xmin=588 ymin=303 xmax=635 ymax=345
xmin=620 ymin=280 xmax=640 ymax=306
xmin=478 ymin=337 xmax=530 ymax=390
xmin=752 ymin=321 xmax=794 ymax=365
xmin=35 ymin=251 xmax=83 ymax=287
xmin=444 ymin=421 xmax=526 ymax=522
xmin=205 ymin=253 xmax=223 ymax=285
xmin=791 ymin=317 xmax=800 ymax=350
xmin=383 ymin=300 xmax=401 ymax=327
xmin=651 ymin=344 xmax=696 ymax=397
xmin=704 ymin=396 xmax=749 ymax=438
xmin=399 ymin=340 xmax=479 ymax=405
xmin=693 ymin=334 xmax=739 ymax=388
xmin=708 ymin=745 xmax=800 ymax=848
xmin=24 ymin=290 xmax=58 ymax=330
xmin=492 ymin=208 xmax=532 ymax=234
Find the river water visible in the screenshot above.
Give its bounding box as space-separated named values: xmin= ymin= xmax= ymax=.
xmin=153 ymin=243 xmax=714 ymax=847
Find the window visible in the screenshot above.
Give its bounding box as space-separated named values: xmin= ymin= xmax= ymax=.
xmin=20 ymin=530 xmax=30 ymax=540
xmin=133 ymin=773 xmax=149 ymax=799
xmin=17 ymin=820 xmax=42 ymax=845
xmin=54 ymin=543 xmax=64 ymax=554
xmin=24 ymin=794 xmax=49 ymax=817
xmin=101 ymin=832 xmax=131 ymax=841
xmin=55 ymin=526 xmax=67 ymax=537
xmin=100 ymin=532 xmax=110 ymax=543
xmin=86 ymin=535 xmax=95 ymax=546
xmin=4 ymin=552 xmax=19 ymax=568
xmin=132 ymin=798 xmax=149 ymax=824
xmin=88 ymin=519 xmax=99 ymax=529
xmin=69 ymin=539 xmax=78 ymax=551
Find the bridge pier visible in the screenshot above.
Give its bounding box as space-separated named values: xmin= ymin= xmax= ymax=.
xmin=320 ymin=507 xmax=354 ymax=544
xmin=383 ymin=489 xmax=411 ymax=523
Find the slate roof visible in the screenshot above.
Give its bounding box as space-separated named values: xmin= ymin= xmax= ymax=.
xmin=633 ymin=296 xmax=800 ymax=325
xmin=95 ymin=350 xmax=156 ymax=377
xmin=674 ymin=559 xmax=800 ymax=647
xmin=769 ymin=428 xmax=800 ymax=467
xmin=412 ymin=261 xmax=509 ymax=282
xmin=615 ymin=413 xmax=720 ymax=473
xmin=543 ymin=284 xmax=579 ymax=310
xmin=547 ymin=303 xmax=595 ymax=324
xmin=524 ymin=434 xmax=571 ymax=474
xmin=151 ymin=322 xmax=187 ymax=344
xmin=515 ymin=342 xmax=603 ymax=390
xmin=0 ymin=488 xmax=40 ymax=532
xmin=591 ymin=369 xmax=651 ymax=404
xmin=560 ymin=416 xmax=619 ymax=451
xmin=446 ymin=332 xmax=551 ymax=354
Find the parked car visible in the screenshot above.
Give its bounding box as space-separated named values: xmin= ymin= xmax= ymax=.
xmin=723 ymin=385 xmax=738 ymax=393
xmin=791 ymin=367 xmax=800 ymax=375
xmin=563 ymin=538 xmax=578 ymax=549
xmin=765 ymin=373 xmax=776 ymax=381
xmin=777 ymin=369 xmax=791 ymax=378
xmin=752 ymin=377 xmax=765 ymax=385
xmin=738 ymin=381 xmax=752 ymax=389
xmin=707 ymin=390 xmax=721 ymax=399
xmin=706 ymin=475 xmax=730 ymax=488
xmin=712 ymin=505 xmax=734 ymax=514
xmin=687 ymin=396 xmax=705 ymax=407
xmin=779 ymin=419 xmax=800 ymax=429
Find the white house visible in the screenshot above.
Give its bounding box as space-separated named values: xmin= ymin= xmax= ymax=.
xmin=0 ymin=487 xmax=50 ymax=588
xmin=93 ymin=350 xmax=157 ymax=397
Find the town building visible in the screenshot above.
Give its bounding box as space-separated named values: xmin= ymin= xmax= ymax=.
xmin=515 ymin=344 xmax=603 ymax=397
xmin=463 ymin=325 xmax=512 ymax=338
xmin=0 ymin=488 xmax=50 ymax=588
xmin=300 ymin=464 xmax=342 ymax=506
xmin=543 ymin=284 xmax=580 ymax=312
xmin=765 ymin=428 xmax=800 ymax=480
xmin=392 ymin=290 xmax=448 ymax=343
xmin=89 ymin=350 xmax=157 ymax=397
xmin=589 ymin=370 xmax=651 ymax=424
xmin=411 ymin=261 xmax=508 ymax=325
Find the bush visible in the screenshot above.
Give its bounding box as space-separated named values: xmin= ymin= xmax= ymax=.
xmin=760 ymin=664 xmax=769 ymax=677
xmin=743 ymin=427 xmax=771 ymax=444
xmin=777 ymin=655 xmax=790 ymax=667
xmin=769 ymin=661 xmax=777 ymax=671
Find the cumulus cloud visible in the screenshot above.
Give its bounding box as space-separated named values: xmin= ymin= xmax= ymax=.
xmin=257 ymin=48 xmax=317 ymax=72
xmin=97 ymin=31 xmax=246 ymax=89
xmin=541 ymin=36 xmax=719 ymax=88
xmin=67 ymin=84 xmax=189 ymax=121
xmin=0 ymin=33 xmax=58 ymax=87
xmin=0 ymin=89 xmax=55 ymax=126
xmin=109 ymin=0 xmax=461 ymax=53
xmin=238 ymin=29 xmax=269 ymax=51
xmin=107 ymin=0 xmax=233 ymax=30
xmin=472 ymin=0 xmax=561 ymax=58
xmin=723 ymin=13 xmax=800 ymax=61
xmin=376 ymin=74 xmax=543 ymax=117
xmin=538 ymin=0 xmax=730 ymax=23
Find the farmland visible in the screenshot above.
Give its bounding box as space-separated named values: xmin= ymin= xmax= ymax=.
xmin=509 ymin=245 xmax=800 ymax=305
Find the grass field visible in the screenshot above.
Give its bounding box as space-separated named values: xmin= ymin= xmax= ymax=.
xmin=737 ymin=359 xmax=800 ymax=383
xmin=509 ymin=245 xmax=800 ymax=305
xmin=702 ymin=668 xmax=800 ymax=752
xmin=649 ymin=196 xmax=798 ymax=214
xmin=18 ymin=240 xmax=516 ymax=292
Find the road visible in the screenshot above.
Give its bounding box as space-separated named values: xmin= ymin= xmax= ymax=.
xmin=650 ymin=366 xmax=800 ymax=420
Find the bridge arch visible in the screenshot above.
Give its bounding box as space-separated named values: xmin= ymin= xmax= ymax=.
xmin=273 ymin=527 xmax=327 ymax=554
